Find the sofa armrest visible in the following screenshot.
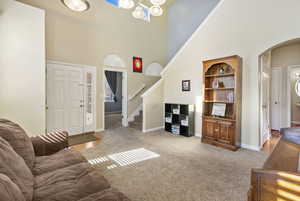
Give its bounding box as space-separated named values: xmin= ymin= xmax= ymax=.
xmin=249 ymin=169 xmax=300 ymax=201
xmin=281 ymin=127 xmax=300 ymax=145
xmin=31 ymin=131 xmax=69 ymax=156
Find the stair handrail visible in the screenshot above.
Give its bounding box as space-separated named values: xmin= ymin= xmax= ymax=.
xmin=129 ymin=84 xmax=146 ymax=101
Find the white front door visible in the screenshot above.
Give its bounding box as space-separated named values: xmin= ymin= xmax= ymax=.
xmin=67 ymin=67 xmax=84 ymax=135
xmin=47 ymin=65 xmax=67 ymax=132
xmin=271 ymin=68 xmax=282 ymax=131
xmin=47 ymin=64 xmax=84 ymax=135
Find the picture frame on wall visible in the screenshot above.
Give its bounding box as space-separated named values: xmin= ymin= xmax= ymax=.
xmin=182 ymin=80 xmax=191 ymax=92
xmin=133 ymin=57 xmax=143 ymax=73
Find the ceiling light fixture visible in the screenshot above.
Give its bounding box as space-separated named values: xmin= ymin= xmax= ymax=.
xmin=150 ymin=5 xmax=163 ymax=16
xmin=132 ymin=6 xmax=145 ymax=19
xmin=119 ymin=0 xmax=135 ymax=9
xmin=61 ymin=0 xmax=90 ymax=12
xmin=150 ymin=0 xmax=166 ymax=6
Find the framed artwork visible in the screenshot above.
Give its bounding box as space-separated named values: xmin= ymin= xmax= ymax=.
xmin=212 ymin=103 xmax=226 ymax=117
xmin=182 ymin=80 xmax=191 ymax=92
xmin=133 ymin=57 xmax=143 ymax=73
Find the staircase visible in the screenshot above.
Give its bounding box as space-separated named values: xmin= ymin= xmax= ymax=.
xmin=129 ymin=111 xmax=143 ymax=131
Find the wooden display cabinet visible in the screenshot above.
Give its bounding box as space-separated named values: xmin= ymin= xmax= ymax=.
xmin=202 ymin=55 xmax=242 ymax=151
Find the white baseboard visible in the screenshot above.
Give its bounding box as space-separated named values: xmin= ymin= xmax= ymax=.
xmin=128 ymin=104 xmax=142 ymax=122
xmin=241 ymin=143 xmax=261 ymax=151
xmin=95 ymin=128 xmax=104 ymax=133
xmin=195 ymin=133 xmax=202 ymax=137
xmin=143 ymin=126 xmax=164 ymax=133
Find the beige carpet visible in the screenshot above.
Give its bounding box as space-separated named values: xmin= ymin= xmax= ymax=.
xmin=80 ymin=127 xmax=268 ymax=201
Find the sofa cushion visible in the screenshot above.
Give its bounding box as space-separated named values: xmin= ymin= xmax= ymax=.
xmin=78 ymin=188 xmax=131 ymax=201
xmin=0 ymin=137 xmax=34 ymax=201
xmin=33 ymin=149 xmax=86 ymax=175
xmin=0 ymin=119 xmax=35 ymax=170
xmin=34 ymin=163 xmax=110 ymax=201
xmin=0 ymin=174 xmax=26 ymax=201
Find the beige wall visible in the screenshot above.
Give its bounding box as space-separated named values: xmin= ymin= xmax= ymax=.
xmin=271 ymin=42 xmax=300 ymax=124
xmin=0 ymin=0 xmax=45 ymax=136
xmin=17 ymin=0 xmax=168 ymax=130
xmin=161 ymin=0 xmax=300 ymax=149
xmin=142 ymin=80 xmax=164 ymax=131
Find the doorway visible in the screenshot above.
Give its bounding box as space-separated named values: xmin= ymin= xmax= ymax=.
xmin=46 ymin=61 xmax=96 ymax=136
xmin=287 ymin=65 xmax=300 ymax=127
xmin=103 ymin=68 xmax=128 ymax=130
xmin=259 ymin=39 xmax=300 ymax=150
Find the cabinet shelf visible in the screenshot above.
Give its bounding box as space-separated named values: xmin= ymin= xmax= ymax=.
xmin=205 ymin=73 xmax=234 ymax=78
xmin=205 ymin=88 xmax=235 ymax=90
xmin=203 ymin=115 xmax=236 ymax=122
xmin=204 ymin=101 xmax=234 ymax=104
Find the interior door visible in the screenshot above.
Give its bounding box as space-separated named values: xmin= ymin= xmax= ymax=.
xmin=260 ymin=52 xmax=271 ymax=146
xmin=271 ymin=68 xmax=282 ymax=131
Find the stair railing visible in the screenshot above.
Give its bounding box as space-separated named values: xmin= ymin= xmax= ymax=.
xmin=129 ymin=84 xmax=146 ymax=101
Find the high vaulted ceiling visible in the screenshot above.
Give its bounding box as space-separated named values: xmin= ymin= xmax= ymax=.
xmin=17 ymin=0 xmax=176 ymax=23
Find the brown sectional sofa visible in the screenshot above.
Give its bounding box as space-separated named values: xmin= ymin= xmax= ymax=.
xmin=0 ymin=119 xmax=130 ymax=201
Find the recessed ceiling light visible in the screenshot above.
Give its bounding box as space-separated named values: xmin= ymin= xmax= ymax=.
xmin=61 ymin=0 xmax=90 ymax=12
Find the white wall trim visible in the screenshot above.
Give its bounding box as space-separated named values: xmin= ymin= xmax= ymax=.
xmin=195 ymin=133 xmax=202 ymax=137
xmin=128 ymin=104 xmax=143 ymax=122
xmin=103 ymin=67 xmax=128 ymax=128
xmin=141 ymin=79 xmax=163 ymax=98
xmin=95 ymin=128 xmax=104 ymax=133
xmin=241 ymin=144 xmax=261 ymax=152
xmin=143 ymin=126 xmax=164 ymax=133
xmin=160 ymin=0 xmax=225 ymax=76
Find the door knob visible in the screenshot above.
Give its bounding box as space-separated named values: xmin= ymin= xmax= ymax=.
xmin=80 ymin=105 xmax=84 ymax=107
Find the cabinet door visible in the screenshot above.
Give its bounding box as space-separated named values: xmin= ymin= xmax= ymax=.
xmin=203 ymin=119 xmax=218 ymax=140
xmin=218 ymin=121 xmax=234 ymax=144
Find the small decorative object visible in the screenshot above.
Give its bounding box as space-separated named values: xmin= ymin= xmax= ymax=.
xmin=181 ymin=116 xmax=188 ymax=126
xmin=133 ymin=57 xmax=143 ymax=73
xmin=212 ymin=79 xmax=219 ymax=88
xmin=212 ymin=103 xmax=226 ymax=117
xmin=165 ymin=116 xmax=172 ymax=123
xmin=182 ymin=80 xmax=191 ymax=91
xmin=173 ymin=107 xmax=180 ymax=114
xmin=227 ymin=91 xmax=234 ymax=102
xmin=171 ymin=125 xmax=180 ymax=135
xmin=219 ymin=67 xmax=225 ymax=74
xmin=218 ymin=81 xmax=225 ymax=88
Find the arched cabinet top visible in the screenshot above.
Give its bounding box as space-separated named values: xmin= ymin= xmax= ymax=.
xmin=205 ymin=62 xmax=234 ymax=76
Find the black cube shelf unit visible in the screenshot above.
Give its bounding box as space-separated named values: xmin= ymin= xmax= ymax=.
xmin=165 ymin=103 xmax=195 ymax=137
